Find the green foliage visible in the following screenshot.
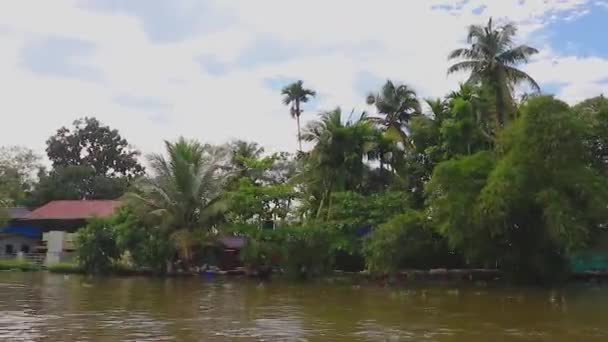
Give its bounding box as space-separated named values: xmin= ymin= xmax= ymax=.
xmin=366 ymin=80 xmax=421 ymax=147
xmin=300 ymin=108 xmax=377 ymax=218
xmin=75 ymin=218 xmax=120 ymax=274
xmin=364 ymin=210 xmax=457 ymax=273
xmin=26 ymin=166 xmax=128 ymax=207
xmin=47 ymin=262 xmax=84 ymax=274
xmin=426 ymin=151 xmax=496 ymax=262
xmin=225 ymin=151 xmax=296 ymax=227
xmin=231 ymin=224 xmax=338 ymax=279
xmin=227 ymin=177 xmax=294 ymax=225
xmin=112 ymin=207 xmax=174 ymax=274
xmin=0 ymin=146 xmax=41 ymax=206
xmin=26 ymin=117 xmax=142 ymax=206
xmin=46 ymin=117 xmax=144 ymax=177
xmin=0 ymin=259 xmax=37 ymax=271
xmin=129 ymin=137 xmax=228 ymax=232
xmin=281 ymin=224 xmax=337 ymax=279
xmin=231 ymin=224 xmax=283 ymax=271
xmin=428 ymin=96 xmax=608 ymax=281
xmin=448 ymin=18 xmax=539 ymax=126
xmin=573 ymin=95 xmax=608 ymax=173
xmin=328 ymin=191 xmax=410 ymax=227
xmin=281 ymin=80 xmax=316 ymax=150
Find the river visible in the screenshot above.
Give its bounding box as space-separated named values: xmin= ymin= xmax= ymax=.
xmin=1 ymin=272 xmax=608 ymax=341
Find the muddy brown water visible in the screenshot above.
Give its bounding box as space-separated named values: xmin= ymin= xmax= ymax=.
xmin=1 ymin=272 xmax=607 ymax=341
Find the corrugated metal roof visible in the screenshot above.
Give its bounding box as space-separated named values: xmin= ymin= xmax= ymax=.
xmin=218 ymin=236 xmax=246 ymax=249
xmin=26 ymin=200 xmax=121 ymax=220
xmin=5 ymin=207 xmax=32 ymax=219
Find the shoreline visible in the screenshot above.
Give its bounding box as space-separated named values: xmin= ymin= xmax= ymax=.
xmin=4 ymin=264 xmax=608 ymax=286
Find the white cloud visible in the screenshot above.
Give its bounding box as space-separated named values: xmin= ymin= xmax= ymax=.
xmin=0 ymin=0 xmax=605 ymax=162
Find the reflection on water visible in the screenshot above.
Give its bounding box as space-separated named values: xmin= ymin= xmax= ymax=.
xmin=1 ymin=272 xmax=608 ymax=341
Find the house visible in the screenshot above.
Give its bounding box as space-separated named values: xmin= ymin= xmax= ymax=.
xmin=1 ymin=200 xmax=121 ymax=263
xmin=23 ymin=200 xmax=121 ymax=232
xmin=0 ymin=207 xmax=40 ymax=256
xmin=217 ymin=236 xmax=246 ymax=270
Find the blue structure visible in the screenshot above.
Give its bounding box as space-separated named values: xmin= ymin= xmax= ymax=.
xmin=1 ymin=225 xmax=43 ymax=238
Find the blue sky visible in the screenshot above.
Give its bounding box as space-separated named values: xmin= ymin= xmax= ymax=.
xmin=0 ymin=0 xmax=607 ymax=157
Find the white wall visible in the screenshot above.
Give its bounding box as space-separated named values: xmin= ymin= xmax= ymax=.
xmin=43 ymin=231 xmax=76 ymax=265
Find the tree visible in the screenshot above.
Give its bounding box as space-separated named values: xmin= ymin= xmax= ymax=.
xmin=281 ymin=80 xmax=317 ymax=151
xmin=366 ymin=80 xmax=421 ymax=147
xmin=128 ymin=138 xmax=229 ymax=264
xmin=573 ymin=95 xmax=608 ymax=172
xmin=300 ymin=108 xmax=377 ymax=219
xmin=26 ymin=166 xmax=129 ymax=206
xmin=0 ymin=146 xmax=41 ymax=206
xmin=427 ymin=96 xmax=608 ymax=281
xmin=364 ymin=210 xmax=457 ymax=273
xmin=448 ymin=18 xmax=540 ymax=127
xmin=46 ymin=117 xmax=144 ymax=177
xmin=75 ymin=218 xmax=120 ymax=274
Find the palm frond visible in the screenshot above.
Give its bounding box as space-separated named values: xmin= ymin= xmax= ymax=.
xmin=498 ymin=45 xmax=539 ymax=65
xmin=447 ymin=61 xmax=480 ymax=75
xmin=504 ymin=66 xmax=541 ymax=92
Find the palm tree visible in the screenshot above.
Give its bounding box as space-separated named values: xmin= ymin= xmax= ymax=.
xmin=448 ymin=18 xmax=540 ymax=127
xmin=366 ymin=80 xmax=421 ymax=147
xmin=281 ymin=80 xmax=317 ymax=151
xmin=128 ymin=137 xmax=229 ymax=265
xmin=301 ymin=108 xmax=376 ymax=219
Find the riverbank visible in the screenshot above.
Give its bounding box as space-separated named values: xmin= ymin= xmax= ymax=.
xmin=4 ymin=261 xmax=608 ymax=285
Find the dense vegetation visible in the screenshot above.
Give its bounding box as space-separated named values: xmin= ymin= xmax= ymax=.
xmin=2 ymin=19 xmax=608 ymax=282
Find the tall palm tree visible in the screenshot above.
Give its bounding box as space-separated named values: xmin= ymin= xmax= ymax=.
xmin=281 ymin=80 xmax=316 ymax=151
xmin=448 ymin=18 xmax=540 ymax=127
xmin=301 ymin=108 xmax=376 ymax=219
xmin=366 ymin=80 xmax=421 ymax=147
xmin=128 ymin=137 xmax=229 ymax=264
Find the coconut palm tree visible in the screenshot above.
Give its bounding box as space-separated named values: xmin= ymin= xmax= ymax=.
xmin=301 ymin=108 xmax=376 ymax=219
xmin=281 ymin=80 xmax=317 ymax=151
xmin=128 ymin=137 xmax=229 ymax=264
xmin=366 ymin=80 xmax=421 ymax=147
xmin=448 ymin=18 xmax=540 ymax=127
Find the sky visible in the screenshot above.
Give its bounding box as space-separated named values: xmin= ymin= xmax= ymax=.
xmin=1 ymin=0 xmax=607 ymax=160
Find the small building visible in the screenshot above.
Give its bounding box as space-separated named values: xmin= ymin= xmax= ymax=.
xmin=0 ymin=207 xmax=40 ymax=256
xmin=23 ymin=200 xmax=121 ymax=232
xmin=1 ymin=200 xmax=121 ymax=264
xmin=217 ymin=236 xmax=246 ymax=270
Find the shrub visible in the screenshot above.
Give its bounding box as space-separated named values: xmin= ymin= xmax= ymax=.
xmin=364 ymin=210 xmax=459 ymax=274
xmin=282 ymin=224 xmax=337 ymax=279
xmin=0 ymin=259 xmax=37 ymax=271
xmin=47 ymin=262 xmax=83 ymax=274
xmin=75 ymin=218 xmax=120 ymax=274
xmin=113 ymin=207 xmax=174 ymax=274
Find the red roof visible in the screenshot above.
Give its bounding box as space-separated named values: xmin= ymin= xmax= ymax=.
xmin=27 ymin=200 xmax=121 ymax=220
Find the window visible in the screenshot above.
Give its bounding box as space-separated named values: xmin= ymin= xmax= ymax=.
xmin=5 ymin=244 xmax=14 ymax=255
xmin=21 ymin=245 xmax=30 ymax=254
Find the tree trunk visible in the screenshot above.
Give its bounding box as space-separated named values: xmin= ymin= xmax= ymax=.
xmin=296 ymin=99 xmax=303 ymax=151
xmin=297 ymin=114 xmax=303 ymax=151
xmin=493 ymin=81 xmax=505 ymax=128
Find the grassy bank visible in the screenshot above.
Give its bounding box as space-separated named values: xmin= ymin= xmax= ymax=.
xmin=47 ymin=262 xmax=84 ymax=274
xmin=0 ymin=259 xmax=38 ymax=271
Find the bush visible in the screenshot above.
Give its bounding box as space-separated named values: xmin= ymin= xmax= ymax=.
xmin=75 ymin=218 xmax=120 ymax=274
xmin=364 ymin=210 xmax=459 ymax=274
xmin=113 ymin=207 xmax=174 ymax=274
xmin=237 ymin=226 xmax=284 ymax=272
xmin=0 ymin=259 xmax=37 ymax=271
xmin=230 ymin=224 xmax=338 ymax=279
xmin=282 ymin=224 xmax=337 ymax=279
xmin=47 ymin=262 xmax=83 ymax=274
